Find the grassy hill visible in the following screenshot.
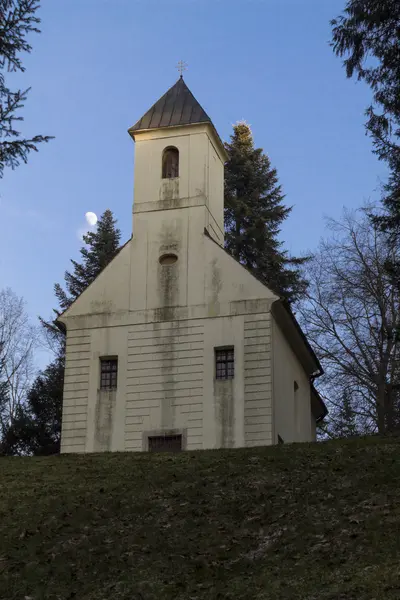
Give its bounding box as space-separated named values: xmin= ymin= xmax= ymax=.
xmin=1 ymin=436 xmax=400 ymax=600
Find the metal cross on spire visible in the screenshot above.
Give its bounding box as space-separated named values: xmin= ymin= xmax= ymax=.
xmin=176 ymin=60 xmax=188 ymax=78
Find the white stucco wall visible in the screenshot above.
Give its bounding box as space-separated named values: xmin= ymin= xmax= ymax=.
xmin=272 ymin=317 xmax=314 ymax=443
xmin=61 ymin=330 xmax=91 ymax=453
xmin=60 ymin=242 xmax=319 ymax=453
xmin=60 ymin=235 xmax=276 ymax=454
xmin=61 ymin=313 xmax=273 ymax=452
xmin=243 ymin=313 xmax=273 ymax=447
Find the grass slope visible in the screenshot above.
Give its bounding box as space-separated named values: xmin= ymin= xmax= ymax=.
xmin=1 ymin=437 xmax=400 ymax=600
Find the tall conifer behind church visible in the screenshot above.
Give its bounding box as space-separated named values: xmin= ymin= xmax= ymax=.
xmin=53 ymin=209 xmax=121 ymax=314
xmin=224 ymin=122 xmax=308 ymax=303
xmin=4 ymin=210 xmax=121 ymax=455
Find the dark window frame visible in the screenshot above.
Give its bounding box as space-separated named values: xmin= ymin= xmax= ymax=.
xmin=100 ymin=357 xmax=118 ymax=391
xmin=162 ymin=146 xmax=179 ymax=179
xmin=215 ymin=347 xmax=235 ymax=380
xmin=148 ymin=434 xmax=183 ymax=453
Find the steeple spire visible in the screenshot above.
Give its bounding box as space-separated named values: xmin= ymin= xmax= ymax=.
xmin=129 ymin=77 xmax=212 ymax=133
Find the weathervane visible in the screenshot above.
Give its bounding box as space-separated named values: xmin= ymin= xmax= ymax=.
xmin=177 ymin=60 xmax=188 ymax=78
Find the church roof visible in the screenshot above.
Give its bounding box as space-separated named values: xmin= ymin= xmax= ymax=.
xmin=129 ymin=77 xmax=213 ymax=133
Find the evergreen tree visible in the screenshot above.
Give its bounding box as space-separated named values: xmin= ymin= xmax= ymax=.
xmin=54 ymin=209 xmax=122 ymax=313
xmin=0 ymin=0 xmax=52 ymax=177
xmin=317 ymin=393 xmax=360 ymax=441
xmin=11 ymin=210 xmax=121 ymax=455
xmin=331 ymin=2 xmax=400 ymax=236
xmin=41 ymin=209 xmax=121 ymax=342
xmin=224 ymin=122 xmax=308 ymax=303
xmin=330 ymin=391 xmax=360 ymax=439
xmin=1 ymin=356 xmax=63 ymax=455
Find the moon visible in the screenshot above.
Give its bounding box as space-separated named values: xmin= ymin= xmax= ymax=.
xmin=85 ymin=212 xmax=98 ymax=226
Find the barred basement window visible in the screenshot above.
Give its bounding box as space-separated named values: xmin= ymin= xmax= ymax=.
xmin=148 ymin=435 xmax=182 ymax=453
xmin=215 ymin=347 xmax=234 ymax=380
xmin=100 ymin=358 xmax=118 ymax=390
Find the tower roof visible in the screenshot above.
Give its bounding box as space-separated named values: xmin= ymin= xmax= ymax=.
xmin=129 ymin=77 xmax=213 ymax=133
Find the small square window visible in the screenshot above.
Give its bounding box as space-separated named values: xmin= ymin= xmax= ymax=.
xmin=100 ymin=358 xmax=118 ymax=390
xmin=215 ymin=347 xmax=234 ymax=380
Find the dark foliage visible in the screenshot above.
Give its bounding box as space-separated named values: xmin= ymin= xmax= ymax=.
xmin=40 ymin=209 xmax=121 ymax=345
xmin=55 ymin=209 xmax=121 ymax=311
xmin=224 ymin=122 xmax=308 ymax=303
xmin=1 ymin=356 xmax=63 ymax=455
xmin=8 ymin=210 xmax=121 ymax=456
xmin=331 ymin=1 xmax=400 ymax=231
xmin=0 ymin=0 xmax=52 ymax=177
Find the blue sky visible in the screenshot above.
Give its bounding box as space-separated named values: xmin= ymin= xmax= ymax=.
xmin=1 ymin=0 xmax=384 ymax=369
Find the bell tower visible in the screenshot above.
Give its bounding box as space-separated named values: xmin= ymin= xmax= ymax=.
xmin=127 ymin=77 xmax=228 ymax=313
xmin=128 ymin=77 xmax=227 ymax=245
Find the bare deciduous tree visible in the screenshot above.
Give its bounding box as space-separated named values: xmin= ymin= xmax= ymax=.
xmin=0 ymin=288 xmax=36 ymax=439
xmin=299 ymin=209 xmax=400 ymax=436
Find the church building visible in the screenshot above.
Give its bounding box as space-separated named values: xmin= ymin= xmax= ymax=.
xmin=57 ymin=77 xmax=327 ymax=453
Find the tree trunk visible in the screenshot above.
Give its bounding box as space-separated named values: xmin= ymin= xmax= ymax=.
xmin=384 ymin=385 xmax=395 ymax=433
xmin=377 ymin=382 xmax=387 ymax=434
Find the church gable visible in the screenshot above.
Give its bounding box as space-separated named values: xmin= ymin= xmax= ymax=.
xmin=203 ymin=231 xmax=278 ymax=309
xmin=59 ymin=239 xmax=132 ymax=321
xmin=60 ymin=228 xmax=277 ymax=325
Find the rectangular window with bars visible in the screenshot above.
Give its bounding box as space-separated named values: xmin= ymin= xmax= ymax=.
xmin=215 ymin=347 xmax=234 ymax=380
xmin=100 ymin=358 xmax=118 ymax=390
xmin=148 ymin=435 xmax=182 ymax=453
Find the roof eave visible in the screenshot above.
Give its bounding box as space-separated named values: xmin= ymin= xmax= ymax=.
xmin=271 ymin=299 xmax=324 ymax=378
xmin=311 ymin=383 xmax=329 ymax=422
xmin=270 ymin=299 xmax=327 ymax=422
xmin=128 ymin=121 xmax=229 ymax=162
xmin=54 ymin=319 xmax=66 ymax=334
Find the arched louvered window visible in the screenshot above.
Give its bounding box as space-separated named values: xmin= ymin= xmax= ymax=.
xmin=162 ymin=147 xmax=179 ymax=179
